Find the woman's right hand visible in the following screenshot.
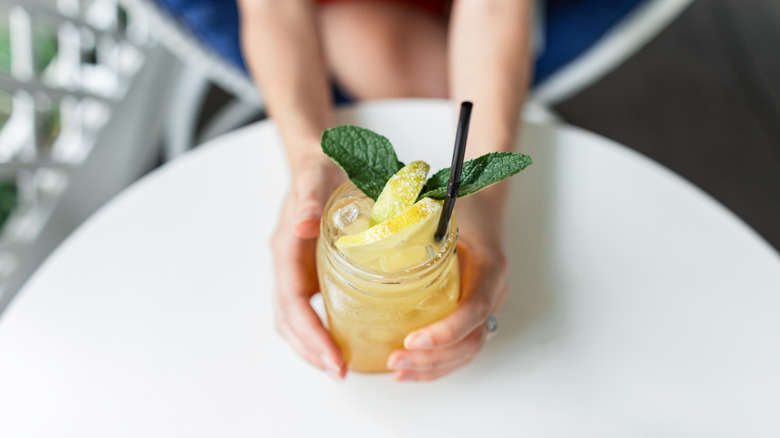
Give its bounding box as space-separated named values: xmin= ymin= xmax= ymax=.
xmin=271 ymin=154 xmax=346 ymax=379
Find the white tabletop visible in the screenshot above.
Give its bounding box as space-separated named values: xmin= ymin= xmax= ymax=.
xmin=1 ymin=100 xmax=779 ymax=437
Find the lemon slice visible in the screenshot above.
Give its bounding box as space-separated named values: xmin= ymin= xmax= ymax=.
xmin=336 ymin=197 xmax=442 ymax=268
xmin=369 ymin=161 xmax=430 ymax=226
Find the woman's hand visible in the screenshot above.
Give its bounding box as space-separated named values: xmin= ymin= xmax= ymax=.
xmin=387 ymin=186 xmax=510 ymax=381
xmin=271 ymin=154 xmax=346 ymax=379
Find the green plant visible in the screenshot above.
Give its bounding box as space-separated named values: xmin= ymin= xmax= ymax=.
xmin=0 ymin=20 xmax=58 ymax=73
xmin=0 ymin=182 xmax=18 ymax=232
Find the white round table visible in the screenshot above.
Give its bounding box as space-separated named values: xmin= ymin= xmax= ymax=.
xmin=1 ymin=100 xmax=779 ymax=437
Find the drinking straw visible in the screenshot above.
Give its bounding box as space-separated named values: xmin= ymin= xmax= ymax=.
xmin=434 ymin=101 xmax=473 ymax=241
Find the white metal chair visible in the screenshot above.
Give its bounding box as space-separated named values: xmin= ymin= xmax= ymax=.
xmin=118 ymin=0 xmax=263 ymax=161
xmin=530 ymin=0 xmax=696 ymax=106
xmin=126 ymin=0 xmax=695 ymax=155
xmin=0 ymin=0 xmax=179 ymax=314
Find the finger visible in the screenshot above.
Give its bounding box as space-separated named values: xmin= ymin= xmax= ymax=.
xmin=275 ymin=301 xmax=345 ymax=379
xmin=388 ymin=325 xmax=487 ymax=372
xmin=291 ymin=171 xmax=338 ymax=239
xmin=403 ymin=290 xmax=494 ymax=350
xmin=273 ymin=249 xmax=346 ymax=378
xmin=283 ymin=294 xmax=346 ymax=378
xmin=274 ymin=300 xmax=332 ymax=373
xmin=273 ymin=217 xmax=345 ymax=379
xmin=292 ymin=206 xmax=322 ymax=239
xmin=404 ymin=244 xmax=506 ymax=349
xmin=272 ymin=223 xmax=319 ymax=298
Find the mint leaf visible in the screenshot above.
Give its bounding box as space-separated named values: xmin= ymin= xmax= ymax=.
xmin=322 ymin=126 xmax=533 ymax=202
xmin=419 ymin=152 xmax=532 ymax=200
xmin=321 ymin=126 xmax=404 ymax=200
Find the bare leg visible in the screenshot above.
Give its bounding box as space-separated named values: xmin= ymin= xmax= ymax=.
xmin=318 ymin=2 xmax=449 ymax=99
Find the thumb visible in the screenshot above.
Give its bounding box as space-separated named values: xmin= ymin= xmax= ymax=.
xmin=292 ymin=185 xmax=331 ymax=239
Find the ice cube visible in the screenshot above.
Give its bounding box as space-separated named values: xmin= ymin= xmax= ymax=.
xmin=331 ymin=197 xmax=372 ymax=235
xmin=379 ymin=243 xmax=435 ymax=272
xmin=342 ymin=217 xmax=370 ymax=236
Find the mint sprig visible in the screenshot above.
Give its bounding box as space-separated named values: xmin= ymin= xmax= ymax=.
xmin=418 ymin=152 xmax=532 ymax=201
xmin=322 ymin=126 xmax=531 ymax=201
xmin=321 ymin=126 xmax=404 ymax=200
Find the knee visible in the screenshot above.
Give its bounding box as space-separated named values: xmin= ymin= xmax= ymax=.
xmin=319 ymin=4 xmax=448 ymax=100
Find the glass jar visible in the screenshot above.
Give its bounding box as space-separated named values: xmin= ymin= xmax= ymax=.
xmin=317 ymin=182 xmax=460 ymax=373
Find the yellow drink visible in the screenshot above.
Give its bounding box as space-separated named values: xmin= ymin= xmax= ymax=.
xmin=317 ymin=182 xmax=460 ymax=373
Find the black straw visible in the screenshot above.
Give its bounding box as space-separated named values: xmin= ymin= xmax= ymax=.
xmin=434 ymin=101 xmax=472 ymax=241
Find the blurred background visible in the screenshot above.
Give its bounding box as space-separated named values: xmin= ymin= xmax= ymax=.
xmin=0 ymin=0 xmax=777 ymax=313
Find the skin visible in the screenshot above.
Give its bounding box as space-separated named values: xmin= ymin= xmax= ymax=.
xmin=238 ymin=0 xmax=532 ymax=381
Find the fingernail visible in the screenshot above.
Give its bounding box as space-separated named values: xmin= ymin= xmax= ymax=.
xmin=405 ymin=332 xmax=432 ymax=349
xmin=296 ymin=209 xmax=320 ymax=223
xmin=387 ymin=356 xmax=412 ymax=370
xmin=321 ymin=354 xmax=342 ymax=379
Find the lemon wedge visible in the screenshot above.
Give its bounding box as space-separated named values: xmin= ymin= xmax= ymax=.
xmin=336 ymin=197 xmax=442 ymax=268
xmin=369 ymin=161 xmax=430 ymax=226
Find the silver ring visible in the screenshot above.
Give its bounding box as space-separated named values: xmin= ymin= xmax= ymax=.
xmin=484 ymin=314 xmax=498 ymax=340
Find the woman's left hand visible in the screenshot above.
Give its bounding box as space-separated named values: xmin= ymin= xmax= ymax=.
xmin=387 ymin=187 xmax=510 ymax=381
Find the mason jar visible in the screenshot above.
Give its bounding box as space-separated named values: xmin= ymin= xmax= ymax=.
xmin=317 ymin=181 xmax=460 ymax=373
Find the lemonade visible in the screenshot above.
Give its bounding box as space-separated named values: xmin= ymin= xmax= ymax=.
xmin=317 ymin=181 xmax=460 ymax=373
